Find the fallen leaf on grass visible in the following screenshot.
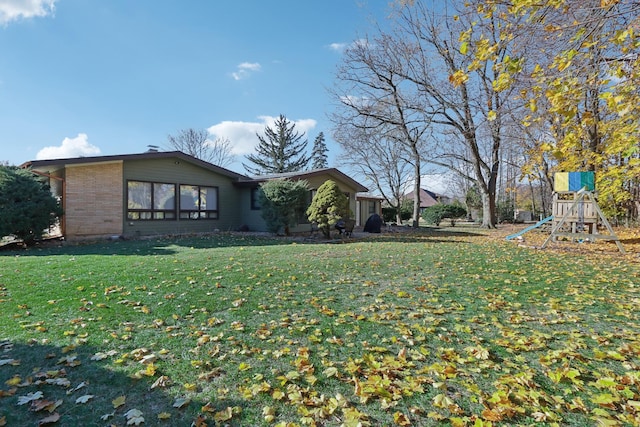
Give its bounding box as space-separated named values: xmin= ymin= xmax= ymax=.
xmin=37 ymin=412 xmax=60 ymax=426
xmin=214 ymin=406 xmax=240 ymax=422
xmin=150 ymin=375 xmax=171 ymax=389
xmin=30 ymin=399 xmax=62 ymax=413
xmin=67 ymin=381 xmax=87 ymax=394
xmin=183 ymin=382 xmax=197 ymax=392
xmin=261 ymin=405 xmax=276 ymax=423
xmin=0 ymin=359 xmax=19 ymax=366
xmin=75 ymin=394 xmax=93 ymax=404
xmin=125 ymin=408 xmax=145 ymax=425
xmin=323 ymin=366 xmax=339 ymax=378
xmin=0 ymin=388 xmax=16 ymax=397
xmin=17 ymin=391 xmax=43 ymax=405
xmin=393 ymin=411 xmax=411 ymax=426
xmin=6 ymin=375 xmax=22 ymax=386
xmin=100 ymin=412 xmax=115 ymax=421
xmin=112 ymin=395 xmax=126 ymax=408
xmin=45 ymin=378 xmax=70 ymax=387
xmin=90 ymin=350 xmax=117 ymax=361
xmin=201 ymin=402 xmax=216 ymax=413
xmin=173 ymin=397 xmax=191 ymax=408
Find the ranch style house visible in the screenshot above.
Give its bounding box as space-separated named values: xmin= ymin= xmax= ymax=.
xmin=21 ymin=151 xmax=380 ymax=240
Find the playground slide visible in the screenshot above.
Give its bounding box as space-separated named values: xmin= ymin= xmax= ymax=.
xmin=505 ymin=215 xmax=554 ymax=241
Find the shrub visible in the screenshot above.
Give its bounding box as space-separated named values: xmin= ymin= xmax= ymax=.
xmin=0 ymin=166 xmax=63 ymax=244
xmin=382 ymin=207 xmax=396 ymax=223
xmin=306 ymin=180 xmax=350 ymax=238
xmin=258 ymin=179 xmax=309 ymax=235
xmin=497 ymin=198 xmax=515 ymax=223
xmin=421 ymin=203 xmax=467 ymax=226
xmin=382 ymin=199 xmax=413 ymax=223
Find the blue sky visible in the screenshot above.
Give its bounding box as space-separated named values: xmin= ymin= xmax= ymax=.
xmin=0 ymin=0 xmax=390 ymax=174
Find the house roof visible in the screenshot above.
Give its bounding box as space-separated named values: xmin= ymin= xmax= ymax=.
xmin=237 ymin=168 xmax=369 ymax=192
xmin=20 ymin=151 xmax=249 ymax=180
xmin=20 ymin=151 xmax=369 ymax=192
xmin=405 ymin=188 xmax=442 ymax=208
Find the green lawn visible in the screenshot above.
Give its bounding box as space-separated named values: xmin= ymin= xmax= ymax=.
xmin=1 ymin=229 xmax=639 ymax=426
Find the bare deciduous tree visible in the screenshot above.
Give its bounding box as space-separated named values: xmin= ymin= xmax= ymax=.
xmin=391 ymin=0 xmax=529 ymax=227
xmin=331 ymin=33 xmax=430 ymax=227
xmin=331 ymin=0 xmax=528 ymax=228
xmin=167 ymin=128 xmax=235 ymax=168
xmin=334 ymin=119 xmax=414 ymax=224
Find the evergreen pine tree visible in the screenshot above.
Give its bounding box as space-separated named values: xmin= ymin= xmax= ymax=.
xmin=311 ymin=132 xmax=328 ymax=169
xmin=243 ymin=115 xmax=310 ymax=175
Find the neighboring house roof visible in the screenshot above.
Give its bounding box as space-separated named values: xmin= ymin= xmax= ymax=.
xmin=405 ymin=188 xmax=442 ymax=208
xmin=356 ymin=193 xmax=385 ymax=201
xmin=21 ymin=151 xmax=248 ymax=180
xmin=237 ymin=168 xmax=369 ymax=193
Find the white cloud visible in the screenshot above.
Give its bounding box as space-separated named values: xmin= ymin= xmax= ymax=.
xmin=328 ymin=42 xmax=347 ymax=52
xmin=328 ymin=39 xmax=369 ymax=53
xmin=36 ymin=133 xmax=101 ymax=160
xmin=208 ymin=116 xmax=317 ymax=156
xmin=0 ymin=0 xmax=56 ymax=25
xmin=231 ymin=62 xmax=261 ymax=80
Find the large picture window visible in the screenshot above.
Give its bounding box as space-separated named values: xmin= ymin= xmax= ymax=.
xmin=127 ymin=181 xmax=176 ymax=220
xmin=179 ymin=185 xmax=218 ymax=219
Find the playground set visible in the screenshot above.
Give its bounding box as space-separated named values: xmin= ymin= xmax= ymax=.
xmin=506 ymin=172 xmax=625 ymax=253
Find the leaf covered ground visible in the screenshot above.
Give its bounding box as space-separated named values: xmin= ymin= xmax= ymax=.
xmin=0 ymin=226 xmax=639 ymax=426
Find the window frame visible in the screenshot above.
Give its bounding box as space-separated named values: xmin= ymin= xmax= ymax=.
xmin=179 ymin=184 xmax=219 ymax=220
xmin=127 ymin=180 xmax=177 ymax=221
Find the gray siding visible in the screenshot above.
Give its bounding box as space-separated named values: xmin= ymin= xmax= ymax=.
xmin=237 ymin=187 xmax=267 ymax=232
xmin=122 ymin=158 xmax=242 ymax=237
xmin=243 ymin=175 xmax=361 ymax=234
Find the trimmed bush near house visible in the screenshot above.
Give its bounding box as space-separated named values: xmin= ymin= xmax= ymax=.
xmin=258 ymin=179 xmax=309 ymax=235
xmin=306 ymin=180 xmax=350 ymax=238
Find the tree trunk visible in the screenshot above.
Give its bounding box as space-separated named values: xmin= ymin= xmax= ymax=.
xmin=411 ymin=140 xmax=421 ymax=228
xmin=412 ymin=173 xmax=421 ymax=228
xmin=481 ymin=191 xmax=494 ymax=228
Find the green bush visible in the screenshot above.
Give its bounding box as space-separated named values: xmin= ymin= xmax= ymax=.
xmin=258 ymin=179 xmax=309 ymax=235
xmin=497 ymin=198 xmax=515 ymax=223
xmin=0 ymin=166 xmax=63 ymax=244
xmin=306 ymin=180 xmax=350 ymax=238
xmin=421 ymin=203 xmax=467 ymax=226
xmin=382 ymin=199 xmax=413 ymax=223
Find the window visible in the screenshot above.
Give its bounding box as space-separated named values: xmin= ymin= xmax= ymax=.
xmin=127 ymin=181 xmax=176 ymax=220
xmin=179 ymin=185 xmax=218 ymax=219
xmin=251 ymin=187 xmax=262 ymax=210
xmin=368 ymin=201 xmax=377 ymax=215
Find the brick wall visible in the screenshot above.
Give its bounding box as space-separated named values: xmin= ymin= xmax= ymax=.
xmin=64 ymin=162 xmax=123 ymax=239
